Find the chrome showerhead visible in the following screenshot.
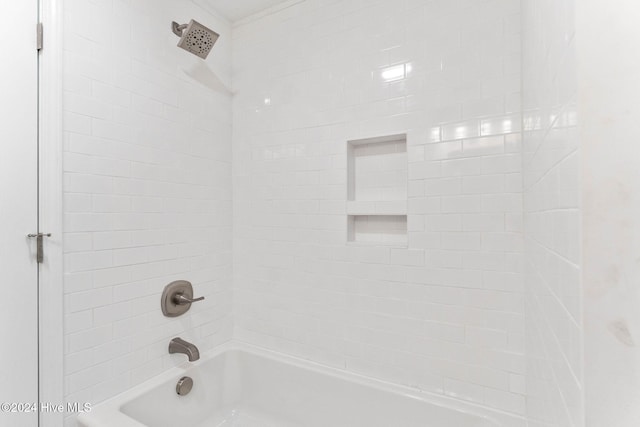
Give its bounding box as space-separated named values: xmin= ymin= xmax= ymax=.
xmin=171 ymin=19 xmax=219 ymax=59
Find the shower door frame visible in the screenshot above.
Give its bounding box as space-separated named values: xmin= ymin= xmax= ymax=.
xmin=38 ymin=0 xmax=64 ymax=425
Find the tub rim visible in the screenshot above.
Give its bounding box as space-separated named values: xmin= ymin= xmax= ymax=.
xmin=77 ymin=341 xmax=524 ymax=427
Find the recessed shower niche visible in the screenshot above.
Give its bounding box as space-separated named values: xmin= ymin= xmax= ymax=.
xmin=347 ymin=134 xmax=408 ymax=245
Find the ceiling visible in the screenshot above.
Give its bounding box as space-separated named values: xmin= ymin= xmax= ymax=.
xmin=200 ymin=0 xmax=295 ymax=22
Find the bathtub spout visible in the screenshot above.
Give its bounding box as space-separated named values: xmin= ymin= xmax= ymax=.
xmin=168 ymin=337 xmax=200 ymax=361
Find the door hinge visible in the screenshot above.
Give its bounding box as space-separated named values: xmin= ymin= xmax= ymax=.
xmin=27 ymin=233 xmax=51 ymax=263
xmin=37 ymin=22 xmax=43 ymax=51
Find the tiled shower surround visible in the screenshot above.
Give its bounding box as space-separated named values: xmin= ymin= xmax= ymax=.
xmin=233 ymin=0 xmax=526 ymax=416
xmin=57 ymin=0 xmax=590 ymax=425
xmin=62 ymin=0 xmax=233 ymax=424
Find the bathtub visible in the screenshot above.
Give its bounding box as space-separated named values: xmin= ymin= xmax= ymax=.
xmin=78 ymin=343 xmax=524 ymax=427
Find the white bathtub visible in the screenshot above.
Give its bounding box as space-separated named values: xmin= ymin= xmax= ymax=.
xmin=78 ymin=343 xmax=524 ymax=427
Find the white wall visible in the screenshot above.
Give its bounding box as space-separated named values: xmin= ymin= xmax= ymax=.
xmin=579 ymin=0 xmax=640 ymax=425
xmin=524 ymin=1 xmax=640 ymax=426
xmin=522 ymin=1 xmax=582 ymax=426
xmin=61 ymin=0 xmax=233 ymax=424
xmin=232 ymin=0 xmax=527 ymax=417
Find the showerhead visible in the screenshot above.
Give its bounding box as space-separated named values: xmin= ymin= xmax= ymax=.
xmin=171 ymin=20 xmax=219 ymax=59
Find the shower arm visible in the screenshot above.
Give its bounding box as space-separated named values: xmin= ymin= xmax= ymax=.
xmin=171 ymin=22 xmax=188 ymax=37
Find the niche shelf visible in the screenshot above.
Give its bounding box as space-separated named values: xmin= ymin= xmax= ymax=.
xmin=348 ymin=215 xmax=407 ymax=246
xmin=347 ymin=134 xmax=408 ymax=202
xmin=346 ymin=134 xmax=408 ymax=246
xmin=346 ymin=200 xmax=407 ymax=216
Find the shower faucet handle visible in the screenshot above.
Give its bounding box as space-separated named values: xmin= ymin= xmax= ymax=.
xmin=161 ymin=280 xmax=203 ymax=317
xmin=173 ymin=293 xmax=205 ymax=305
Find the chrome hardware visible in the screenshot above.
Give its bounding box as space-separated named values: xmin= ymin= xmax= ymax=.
xmin=176 ymin=376 xmax=194 ymax=396
xmin=174 ymin=294 xmax=205 ymax=305
xmin=171 ymin=20 xmax=219 ymax=60
xmin=169 ymin=337 xmax=200 ymax=362
xmin=171 ymin=21 xmax=188 ymax=37
xmin=161 ymin=280 xmax=205 ymax=317
xmin=27 ymin=232 xmax=51 ymax=263
xmin=36 ymin=22 xmax=43 ymax=51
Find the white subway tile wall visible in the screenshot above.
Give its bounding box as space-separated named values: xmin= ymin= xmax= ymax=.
xmin=62 ymin=0 xmax=233 ymax=424
xmin=522 ymin=0 xmax=582 ymax=426
xmin=232 ymin=0 xmax=525 ymax=416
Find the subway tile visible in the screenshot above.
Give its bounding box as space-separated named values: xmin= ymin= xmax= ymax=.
xmin=62 ymin=0 xmax=234 ymax=408
xmin=60 ymin=0 xmax=529 ymax=418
